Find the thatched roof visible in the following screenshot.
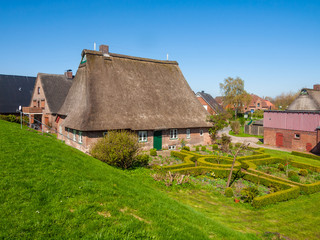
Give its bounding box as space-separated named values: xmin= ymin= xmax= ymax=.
xmin=196 ymin=91 xmax=223 ymax=113
xmin=287 ymin=88 xmax=320 ymax=111
xmin=59 ymin=48 xmax=211 ymax=131
xmin=37 ymin=73 xmax=73 ymax=114
xmin=0 ymin=74 xmax=36 ymax=113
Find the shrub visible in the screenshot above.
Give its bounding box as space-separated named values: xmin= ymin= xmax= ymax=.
xmin=221 ymin=134 xmax=231 ymax=152
xmin=253 ymin=109 xmax=264 ymax=119
xmin=299 ymin=169 xmax=308 ymax=176
xmin=182 ymin=146 xmax=190 ymax=151
xmin=7 ymin=115 xmax=18 ymax=123
xmin=195 ymin=146 xmax=200 ymax=151
xmin=90 ymin=130 xmax=140 ymax=169
xmin=230 ymin=121 xmax=241 ymax=135
xmin=241 ymin=162 xmax=249 ymax=170
xmin=201 ymin=146 xmax=206 ymax=151
xmin=291 ymin=151 xmax=320 ymax=161
xmin=278 ymin=163 xmax=285 ymax=171
xmin=225 ymin=187 xmax=234 ymax=197
xmin=289 ymin=175 xmax=300 ymax=183
xmin=150 ymin=148 xmax=157 ymax=156
xmin=241 ymin=186 xmax=259 ymax=203
xmin=229 ymin=143 xmax=233 ymax=149
xmin=135 ymin=154 xmax=150 ymax=167
xmin=212 ymin=144 xmax=219 ymax=150
xmin=288 ymin=171 xmax=298 ymax=178
xmin=235 ymin=142 xmax=242 ymax=148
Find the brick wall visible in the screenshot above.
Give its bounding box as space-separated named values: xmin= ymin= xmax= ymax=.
xmin=264 ymin=127 xmax=317 ymax=152
xmin=197 ymin=96 xmax=216 ymax=115
xmin=57 ymin=124 xmax=212 ymax=153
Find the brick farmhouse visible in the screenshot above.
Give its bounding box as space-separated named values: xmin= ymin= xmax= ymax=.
xmin=264 ymin=85 xmax=320 ymax=153
xmin=57 ymin=45 xmax=212 ymax=152
xmin=23 ymin=72 xmax=73 ymax=131
xmin=196 ymin=91 xmax=223 ymax=115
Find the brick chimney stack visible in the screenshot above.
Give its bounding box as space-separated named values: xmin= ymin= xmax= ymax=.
xmin=65 ymin=69 xmax=73 ymax=79
xmin=313 ymin=84 xmax=320 ymax=91
xmin=99 ymin=44 xmax=109 ymax=55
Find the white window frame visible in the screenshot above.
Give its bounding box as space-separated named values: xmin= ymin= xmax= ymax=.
xmin=186 ymin=129 xmax=191 ymax=139
xmin=170 ymin=129 xmax=178 ymax=140
xmin=168 ymin=145 xmax=176 ymax=150
xmin=78 ymin=131 xmax=82 ymax=143
xmin=38 ymin=87 xmax=40 ymax=94
xmin=67 ymin=128 xmax=69 ymax=138
xmin=294 ymin=133 xmax=300 ymax=139
xmin=59 ymin=125 xmax=62 ymax=134
xmin=138 ymin=131 xmax=148 ymax=142
xmin=200 ymin=129 xmax=203 ymax=136
xmin=203 ymin=105 xmax=208 ymax=110
xmin=73 ymin=130 xmax=76 ymax=141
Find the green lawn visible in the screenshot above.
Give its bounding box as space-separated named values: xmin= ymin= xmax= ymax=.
xmin=0 ymin=120 xmax=255 ymax=239
xmin=229 ymin=127 xmax=263 ymax=139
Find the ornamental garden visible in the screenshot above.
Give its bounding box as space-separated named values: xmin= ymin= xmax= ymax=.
xmin=149 ymin=145 xmax=320 ymax=208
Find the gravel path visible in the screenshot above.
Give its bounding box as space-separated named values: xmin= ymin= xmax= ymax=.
xmin=217 ymin=127 xmax=291 ymax=152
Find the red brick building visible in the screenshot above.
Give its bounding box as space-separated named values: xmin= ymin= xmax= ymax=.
xmin=23 ymin=72 xmax=73 ymax=131
xmin=264 ymin=85 xmax=320 ymax=152
xmin=196 ymin=91 xmax=223 ymax=115
xmin=57 ymin=45 xmax=212 ymax=152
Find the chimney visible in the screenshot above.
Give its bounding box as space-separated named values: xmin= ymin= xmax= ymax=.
xmin=314 ymin=84 xmax=320 ymax=91
xmin=65 ymin=69 xmax=73 ymax=79
xmin=99 ymin=44 xmax=109 ymax=55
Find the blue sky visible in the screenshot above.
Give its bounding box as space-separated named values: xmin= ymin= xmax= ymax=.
xmin=0 ymin=0 xmax=319 ymax=98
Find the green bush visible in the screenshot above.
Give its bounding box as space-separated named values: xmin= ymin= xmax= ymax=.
xmin=288 ymin=171 xmax=298 ymax=178
xmin=299 ymin=169 xmax=308 ymax=177
xmin=225 ymin=187 xmax=234 ymax=197
xmin=229 ymin=143 xmax=233 ymax=149
xmin=182 ymin=146 xmax=190 ymax=151
xmin=241 ymin=186 xmax=259 ymax=203
xmin=241 ymin=162 xmax=249 ymax=170
xmin=235 ymin=142 xmax=242 ymax=148
xmin=278 ymin=163 xmax=285 ymax=171
xmin=289 ymin=175 xmax=300 ymax=183
xmin=212 ymin=144 xmax=219 ymax=150
xmin=150 ymin=148 xmax=157 ymax=156
xmin=253 ymin=109 xmax=264 ymax=119
xmin=90 ymin=130 xmax=140 ymax=169
xmin=201 ymin=146 xmax=206 ymax=151
xmin=7 ymin=115 xmax=18 ymax=123
xmin=195 ymin=146 xmax=199 ymax=151
xmin=135 ymin=154 xmax=150 ymax=167
xmin=230 ymin=121 xmax=241 ymax=135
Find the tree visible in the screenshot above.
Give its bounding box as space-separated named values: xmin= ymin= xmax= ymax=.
xmin=208 ymin=112 xmax=231 ymax=140
xmin=220 ymin=77 xmax=251 ymax=119
xmin=226 ymin=142 xmax=250 ymax=188
xmin=273 ymin=91 xmax=299 ymax=110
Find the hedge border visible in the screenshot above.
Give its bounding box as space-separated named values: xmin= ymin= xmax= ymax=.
xmin=292 ymin=151 xmax=320 ymax=161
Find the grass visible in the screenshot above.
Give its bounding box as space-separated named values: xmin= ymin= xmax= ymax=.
xmin=229 ymin=127 xmax=263 ymax=139
xmin=0 ymin=120 xmax=255 ymax=239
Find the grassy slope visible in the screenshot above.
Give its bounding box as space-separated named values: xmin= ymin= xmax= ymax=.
xmin=0 ymin=120 xmax=256 ymax=240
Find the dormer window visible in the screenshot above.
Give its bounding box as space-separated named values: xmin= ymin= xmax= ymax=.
xmin=300 ymin=89 xmax=308 ymax=95
xmin=37 ymin=87 xmax=40 ymax=94
xmin=81 ymin=54 xmax=87 ymax=64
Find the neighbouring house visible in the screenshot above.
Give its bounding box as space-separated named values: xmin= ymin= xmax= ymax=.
xmin=215 ymin=96 xmax=224 ymax=108
xmin=22 ymin=72 xmax=73 ymax=131
xmin=57 ymin=44 xmax=212 ymax=152
xmin=264 ymin=85 xmax=320 ymax=153
xmin=0 ymin=74 xmax=36 ymax=114
xmin=196 ymin=91 xmax=223 ymax=115
xmin=244 ymin=94 xmax=275 ymax=112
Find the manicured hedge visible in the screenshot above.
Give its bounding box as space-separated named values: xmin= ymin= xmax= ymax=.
xmin=164 ymin=151 xmax=195 ymax=170
xmin=243 ymin=172 xmax=300 ymax=208
xmin=243 ymin=157 xmax=320 ymax=194
xmin=291 ymin=151 xmax=320 ymax=161
xmin=238 ymin=153 xmax=271 ymax=161
xmin=197 ymin=157 xmax=241 ymax=169
xmin=172 ymin=166 xmax=234 ymax=178
xmin=252 ymin=186 xmax=300 ymax=208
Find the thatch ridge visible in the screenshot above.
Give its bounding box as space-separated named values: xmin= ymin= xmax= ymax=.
xmin=38 ymin=73 xmax=73 ymax=114
xmin=287 ymin=89 xmax=320 ymax=111
xmin=59 ymin=50 xmax=211 ymax=131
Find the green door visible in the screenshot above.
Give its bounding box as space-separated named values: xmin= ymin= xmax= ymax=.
xmin=153 ymin=131 xmax=162 ymax=150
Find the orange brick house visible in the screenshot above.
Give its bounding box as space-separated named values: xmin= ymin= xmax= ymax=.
xmin=244 ymin=94 xmax=275 ymax=112
xmin=23 ymin=72 xmax=73 ymax=131
xmin=57 ymin=45 xmax=212 ymax=152
xmin=196 ymin=91 xmax=223 ymax=115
